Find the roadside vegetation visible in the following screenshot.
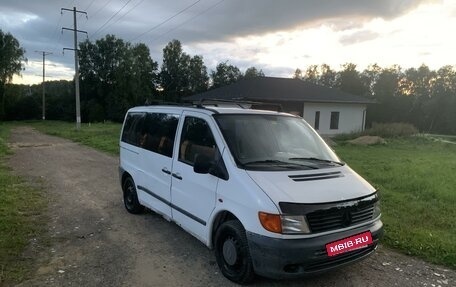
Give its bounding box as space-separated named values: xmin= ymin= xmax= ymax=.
xmin=0 ymin=123 xmax=47 ymax=284
xmin=30 ymin=120 xmax=122 ymax=156
xmin=335 ymin=137 xmax=456 ymax=268
xmin=24 ymin=120 xmax=456 ymax=268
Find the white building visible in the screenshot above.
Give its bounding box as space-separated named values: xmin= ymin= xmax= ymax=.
xmin=187 ymin=77 xmax=373 ymax=136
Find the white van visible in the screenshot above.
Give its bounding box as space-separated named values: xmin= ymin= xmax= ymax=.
xmin=119 ymin=104 xmax=383 ymax=284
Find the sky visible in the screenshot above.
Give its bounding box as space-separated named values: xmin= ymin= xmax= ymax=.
xmin=1 ymin=0 xmax=455 ymax=85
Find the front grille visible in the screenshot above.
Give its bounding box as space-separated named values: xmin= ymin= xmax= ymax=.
xmin=306 ymin=203 xmax=375 ymax=233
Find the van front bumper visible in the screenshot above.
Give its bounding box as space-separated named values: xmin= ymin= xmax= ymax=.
xmin=246 ymin=219 xmax=383 ymax=279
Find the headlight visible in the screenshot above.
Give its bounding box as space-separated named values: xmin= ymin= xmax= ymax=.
xmin=281 ymin=215 xmax=311 ymax=234
xmin=373 ymin=201 xmax=381 ymax=219
xmin=258 ymin=212 xmax=311 ymax=234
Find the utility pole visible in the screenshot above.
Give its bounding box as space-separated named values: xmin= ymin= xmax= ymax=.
xmin=61 ymin=7 xmax=87 ymax=129
xmin=35 ymin=51 xmax=52 ymax=120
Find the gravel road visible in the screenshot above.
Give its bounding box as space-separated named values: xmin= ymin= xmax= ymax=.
xmin=8 ymin=127 xmax=455 ymax=287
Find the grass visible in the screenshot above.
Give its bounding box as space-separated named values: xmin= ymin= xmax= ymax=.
xmin=29 ymin=120 xmax=122 ymax=155
xmin=335 ymin=137 xmax=456 ymax=268
xmin=0 ymin=123 xmax=47 ymax=285
xmin=18 ymin=121 xmax=456 ymax=268
xmin=424 ymin=133 xmax=456 ymax=144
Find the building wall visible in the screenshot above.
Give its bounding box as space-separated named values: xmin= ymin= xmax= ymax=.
xmin=302 ymin=102 xmax=367 ymax=136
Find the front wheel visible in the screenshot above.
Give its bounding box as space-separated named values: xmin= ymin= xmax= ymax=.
xmin=214 ymin=220 xmax=255 ymax=284
xmin=122 ymin=177 xmax=144 ymax=214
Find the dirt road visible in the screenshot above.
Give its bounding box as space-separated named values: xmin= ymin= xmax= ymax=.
xmin=8 ymin=127 xmax=455 ymax=287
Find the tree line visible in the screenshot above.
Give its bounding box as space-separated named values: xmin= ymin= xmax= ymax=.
xmin=1 ymin=29 xmax=455 ymax=134
xmin=2 ymin=34 xmax=264 ymax=122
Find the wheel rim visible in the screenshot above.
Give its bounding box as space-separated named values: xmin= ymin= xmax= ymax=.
xmin=124 ymin=181 xmax=134 ymax=209
xmin=222 ymin=237 xmax=238 ymax=266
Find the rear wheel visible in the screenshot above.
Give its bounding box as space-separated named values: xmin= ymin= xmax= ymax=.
xmin=122 ymin=177 xmax=144 ymax=214
xmin=214 ymin=220 xmax=255 ymax=284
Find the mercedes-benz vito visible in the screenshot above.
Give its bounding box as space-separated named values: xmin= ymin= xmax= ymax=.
xmin=119 ymin=104 xmax=383 ymax=284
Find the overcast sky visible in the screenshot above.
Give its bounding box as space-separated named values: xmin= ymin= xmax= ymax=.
xmin=1 ymin=0 xmax=455 ymax=85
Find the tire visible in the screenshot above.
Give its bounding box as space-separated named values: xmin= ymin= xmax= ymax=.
xmin=122 ymin=177 xmax=144 ymax=214
xmin=214 ymin=220 xmax=255 ymax=284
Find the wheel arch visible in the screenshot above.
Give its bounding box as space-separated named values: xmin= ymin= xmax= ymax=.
xmin=209 ymin=210 xmax=242 ymax=249
xmin=121 ymin=171 xmax=133 ymax=191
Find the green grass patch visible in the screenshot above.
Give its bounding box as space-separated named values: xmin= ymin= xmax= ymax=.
xmin=335 ymin=138 xmax=456 ymax=268
xmin=0 ymin=123 xmax=48 ymax=284
xmin=28 ymin=120 xmax=122 ymax=155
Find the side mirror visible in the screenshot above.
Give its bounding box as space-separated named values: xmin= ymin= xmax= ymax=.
xmin=193 ymin=154 xmax=212 ymax=174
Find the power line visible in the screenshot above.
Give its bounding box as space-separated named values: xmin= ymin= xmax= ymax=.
xmin=84 ymin=0 xmax=97 ymax=13
xmin=91 ymin=0 xmax=115 ymax=19
xmin=102 ymin=0 xmax=146 ymax=31
xmin=92 ymin=0 xmax=145 ymax=37
xmin=79 ymin=0 xmax=97 ymax=19
xmin=152 ymin=0 xmax=225 ymax=42
xmin=91 ymin=0 xmax=134 ymax=38
xmin=129 ymin=0 xmax=203 ymax=42
xmin=50 ymin=13 xmax=63 ymax=42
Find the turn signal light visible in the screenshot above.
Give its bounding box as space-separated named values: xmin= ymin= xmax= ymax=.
xmin=258 ymin=212 xmax=282 ymax=233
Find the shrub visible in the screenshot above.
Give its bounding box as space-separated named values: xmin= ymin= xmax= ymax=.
xmin=364 ymin=122 xmax=418 ymax=138
xmin=334 ymin=122 xmax=419 ymax=141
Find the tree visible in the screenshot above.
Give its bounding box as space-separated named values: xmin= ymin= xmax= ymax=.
xmin=423 ymin=66 xmax=456 ymax=133
xmin=402 ymin=64 xmax=436 ymax=130
xmin=304 ymin=65 xmax=319 ymax=84
xmin=318 ymin=64 xmax=337 ymax=88
xmin=210 ymin=62 xmax=242 ymax=88
xmin=160 ymin=39 xmax=190 ymax=101
xmin=78 ymin=35 xmax=158 ymax=121
xmin=244 ymin=67 xmax=265 ymax=79
xmin=301 ymin=64 xmax=337 ymax=87
xmin=187 ymin=55 xmax=209 ymax=93
xmin=0 ymin=30 xmax=26 ymax=119
xmin=336 ymin=63 xmax=368 ymax=96
xmin=293 ymin=68 xmax=303 ymax=79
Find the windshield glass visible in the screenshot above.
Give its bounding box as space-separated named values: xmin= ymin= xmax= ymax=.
xmin=215 ymin=114 xmax=342 ymax=170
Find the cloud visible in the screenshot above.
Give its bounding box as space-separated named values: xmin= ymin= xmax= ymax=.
xmin=339 ymin=30 xmax=379 ymax=45
xmin=0 ymin=0 xmax=439 ymax=83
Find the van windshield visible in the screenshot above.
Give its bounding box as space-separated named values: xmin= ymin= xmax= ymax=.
xmin=215 ymin=114 xmax=343 ymax=170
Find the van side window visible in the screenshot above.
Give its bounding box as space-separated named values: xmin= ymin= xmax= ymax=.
xmin=140 ymin=113 xmax=179 ymax=157
xmin=121 ymin=112 xmax=145 ymax=146
xmin=179 ymin=117 xmax=217 ymax=166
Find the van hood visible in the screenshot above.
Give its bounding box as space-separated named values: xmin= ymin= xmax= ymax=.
xmin=246 ymin=166 xmax=376 ymax=205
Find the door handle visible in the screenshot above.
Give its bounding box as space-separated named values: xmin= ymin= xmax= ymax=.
xmin=172 ymin=173 xmax=182 ymax=180
xmin=161 ymin=168 xmax=171 ymax=175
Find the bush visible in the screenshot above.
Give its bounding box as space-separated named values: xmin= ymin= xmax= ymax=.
xmin=364 ymin=122 xmax=418 ymax=138
xmin=334 ymin=122 xmax=419 ymax=142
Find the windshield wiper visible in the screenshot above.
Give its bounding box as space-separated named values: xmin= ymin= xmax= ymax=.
xmin=242 ymin=160 xmax=318 ymax=169
xmin=288 ymin=157 xmax=345 ymax=166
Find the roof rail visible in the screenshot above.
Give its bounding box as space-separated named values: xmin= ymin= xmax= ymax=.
xmin=188 ymin=98 xmax=283 ymax=112
xmin=144 ymin=100 xmax=193 ymax=106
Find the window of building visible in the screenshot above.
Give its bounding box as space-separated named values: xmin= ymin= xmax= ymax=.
xmin=179 ymin=117 xmax=218 ymax=166
xmin=330 ymin=112 xmax=340 ymax=130
xmin=314 ymin=111 xmax=320 ymax=130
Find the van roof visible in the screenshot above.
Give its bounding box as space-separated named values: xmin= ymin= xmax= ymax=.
xmin=127 ymin=105 xmax=293 ymax=116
